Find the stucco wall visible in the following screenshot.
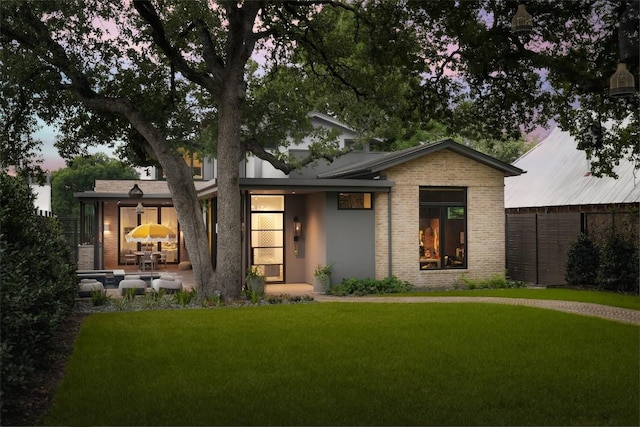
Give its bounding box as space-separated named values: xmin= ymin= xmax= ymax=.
xmin=304 ymin=193 xmax=327 ymax=284
xmin=325 ymin=192 xmax=376 ymax=284
xmin=375 ymin=149 xmax=507 ymax=288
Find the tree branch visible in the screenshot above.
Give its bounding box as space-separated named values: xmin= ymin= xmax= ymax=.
xmin=243 ymin=138 xmax=351 ymax=175
xmin=133 ymin=0 xmax=218 ymax=95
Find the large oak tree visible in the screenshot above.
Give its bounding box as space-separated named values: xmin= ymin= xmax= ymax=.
xmin=2 ymin=0 xmax=637 ymax=299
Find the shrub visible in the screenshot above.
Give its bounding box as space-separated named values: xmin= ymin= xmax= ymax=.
xmin=458 ymin=273 xmax=527 ymax=290
xmin=0 ymin=174 xmax=77 ymax=416
xmin=598 ymin=233 xmax=639 ymax=293
xmin=327 ymin=276 xmax=414 ymax=296
xmin=202 ymin=292 xmax=224 ymax=307
xmin=91 ymin=289 xmax=110 ymax=306
xmin=565 ymin=233 xmax=600 ymax=287
xmin=173 ymin=288 xmax=198 ymax=307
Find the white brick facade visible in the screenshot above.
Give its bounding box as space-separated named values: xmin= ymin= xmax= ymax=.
xmin=375 ymin=149 xmax=507 ymax=288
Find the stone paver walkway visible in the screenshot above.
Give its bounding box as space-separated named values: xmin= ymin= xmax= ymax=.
xmin=314 ymin=295 xmax=640 ymax=325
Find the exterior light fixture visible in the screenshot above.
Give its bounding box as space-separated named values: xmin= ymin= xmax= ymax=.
xmin=128 ymin=183 xmax=144 ymax=198
xmin=128 ymin=183 xmax=145 ymax=215
xmin=104 ymin=223 xmax=110 ymax=232
xmin=511 ymin=3 xmax=533 ymax=36
xmin=293 ymin=217 xmax=302 ymax=241
xmin=609 ymin=62 xmax=636 ymax=97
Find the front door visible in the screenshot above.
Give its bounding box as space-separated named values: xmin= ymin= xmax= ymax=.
xmin=250 ymin=195 xmax=284 ymax=282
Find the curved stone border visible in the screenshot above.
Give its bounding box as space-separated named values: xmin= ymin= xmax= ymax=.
xmin=315 ymin=295 xmax=640 ymax=325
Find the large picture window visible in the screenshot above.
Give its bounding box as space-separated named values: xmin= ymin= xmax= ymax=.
xmin=419 ymin=187 xmax=466 ymax=269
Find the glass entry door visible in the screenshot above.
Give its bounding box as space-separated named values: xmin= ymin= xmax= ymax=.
xmin=250 ymin=196 xmax=284 ymax=282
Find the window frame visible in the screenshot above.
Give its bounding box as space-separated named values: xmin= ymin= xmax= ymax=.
xmin=419 ymin=187 xmax=467 ymax=270
xmin=337 ymin=192 xmax=373 ymax=210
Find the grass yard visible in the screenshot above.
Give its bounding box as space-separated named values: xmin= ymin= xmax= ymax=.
xmin=395 ymin=288 xmax=640 ymax=310
xmin=45 ymin=303 xmax=639 ymax=426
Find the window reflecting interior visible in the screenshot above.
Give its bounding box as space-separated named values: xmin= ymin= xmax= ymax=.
xmin=119 ymin=206 xmax=179 ymax=265
xmin=338 ymin=193 xmax=372 ymax=209
xmin=250 ymin=195 xmax=284 ymax=282
xmin=419 ymin=188 xmax=466 ymax=270
xmin=160 ymin=207 xmax=178 ymax=263
xmin=251 ymin=195 xmax=285 ymax=211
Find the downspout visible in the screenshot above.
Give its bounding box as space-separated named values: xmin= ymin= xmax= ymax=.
xmin=387 ymin=190 xmax=392 ymax=276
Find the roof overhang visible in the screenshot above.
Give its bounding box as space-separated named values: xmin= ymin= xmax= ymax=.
xmin=74 ymin=192 xmax=172 ymax=204
xmin=319 ymin=139 xmax=525 ymax=179
xmin=198 ymin=177 xmax=394 ymax=197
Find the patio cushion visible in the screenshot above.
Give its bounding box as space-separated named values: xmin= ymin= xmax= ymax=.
xmin=151 ymin=278 xmax=183 ymax=293
xmin=78 ymin=280 xmax=105 ymax=298
xmin=118 ymin=279 xmax=146 ymax=296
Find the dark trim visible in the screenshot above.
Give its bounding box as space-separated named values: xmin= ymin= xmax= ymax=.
xmin=319 ymin=139 xmax=525 ymax=179
xmin=506 ymin=202 xmax=639 ymax=215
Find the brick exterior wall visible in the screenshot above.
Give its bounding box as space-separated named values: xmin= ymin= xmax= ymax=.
xmin=103 ymin=201 xmax=120 ymax=269
xmin=375 ymin=149 xmax=507 ymax=288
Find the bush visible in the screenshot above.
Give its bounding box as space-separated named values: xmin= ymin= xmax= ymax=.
xmin=458 ymin=272 xmax=527 ymax=290
xmin=327 ymin=276 xmax=414 ymax=296
xmin=598 ymin=233 xmax=639 ymax=293
xmin=0 ymin=174 xmax=77 ymax=416
xmin=565 ymin=233 xmax=600 ymax=287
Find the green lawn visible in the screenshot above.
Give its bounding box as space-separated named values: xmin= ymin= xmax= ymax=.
xmin=45 ymin=303 xmax=639 ymax=426
xmin=394 ymin=288 xmax=640 ymax=310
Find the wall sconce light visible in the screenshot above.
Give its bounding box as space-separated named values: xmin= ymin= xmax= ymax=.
xmin=104 ymin=223 xmax=110 ymax=232
xmin=293 ymin=217 xmax=302 ymax=241
xmin=511 ymin=3 xmax=533 ymax=36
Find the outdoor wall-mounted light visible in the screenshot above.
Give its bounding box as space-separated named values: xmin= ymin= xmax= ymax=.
xmin=511 ymin=3 xmax=533 ymax=36
xmin=104 ymin=223 xmax=110 ymax=232
xmin=609 ymin=62 xmax=636 ymax=97
xmin=293 ymin=217 xmax=302 ymax=241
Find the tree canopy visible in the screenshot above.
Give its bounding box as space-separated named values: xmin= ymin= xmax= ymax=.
xmin=1 ymin=0 xmax=637 ymax=298
xmin=51 ymin=154 xmax=139 ymax=218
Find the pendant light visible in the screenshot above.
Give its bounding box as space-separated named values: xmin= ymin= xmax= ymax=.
xmin=609 ymin=63 xmax=636 ymax=97
xmin=511 ymin=3 xmax=533 ymax=36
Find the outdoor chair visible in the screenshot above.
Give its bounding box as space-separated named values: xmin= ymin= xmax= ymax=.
xmin=140 ymin=251 xmax=156 ymax=272
xmin=124 ymin=252 xmax=137 ymax=267
xmin=158 ymin=250 xmax=168 ymax=267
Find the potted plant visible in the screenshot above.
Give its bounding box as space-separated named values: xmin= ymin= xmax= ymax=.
xmin=245 ymin=266 xmax=265 ymax=294
xmin=313 ymin=262 xmax=334 ymax=292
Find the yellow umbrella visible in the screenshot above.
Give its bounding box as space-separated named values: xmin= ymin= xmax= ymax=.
xmin=125 ymin=223 xmax=177 ymax=243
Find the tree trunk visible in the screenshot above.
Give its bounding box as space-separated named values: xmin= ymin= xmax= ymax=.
xmin=161 ymin=152 xmax=216 ymax=297
xmin=215 ymin=85 xmax=244 ymax=300
xmin=121 ymin=112 xmax=217 ymax=298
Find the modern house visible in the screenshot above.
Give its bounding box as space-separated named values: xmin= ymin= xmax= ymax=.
xmin=505 ymin=127 xmax=640 ymax=285
xmin=76 ymin=113 xmax=523 ymax=289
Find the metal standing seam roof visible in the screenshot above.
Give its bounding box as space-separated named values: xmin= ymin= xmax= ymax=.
xmin=318 ymin=139 xmax=524 ymax=179
xmin=505 ymin=127 xmax=640 ymax=208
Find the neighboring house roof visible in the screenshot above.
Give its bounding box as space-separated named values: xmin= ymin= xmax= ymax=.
xmin=505 ymin=127 xmax=640 ymax=208
xmin=318 ymin=139 xmax=524 ymax=179
xmin=309 ymin=111 xmax=356 ymax=134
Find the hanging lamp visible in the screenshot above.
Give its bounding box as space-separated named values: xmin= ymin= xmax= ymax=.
xmin=609 ymin=62 xmax=636 ymax=97
xmin=511 ymin=3 xmax=533 ymax=36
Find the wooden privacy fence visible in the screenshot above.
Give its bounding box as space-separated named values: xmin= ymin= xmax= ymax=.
xmin=506 ymin=206 xmax=639 ymax=286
